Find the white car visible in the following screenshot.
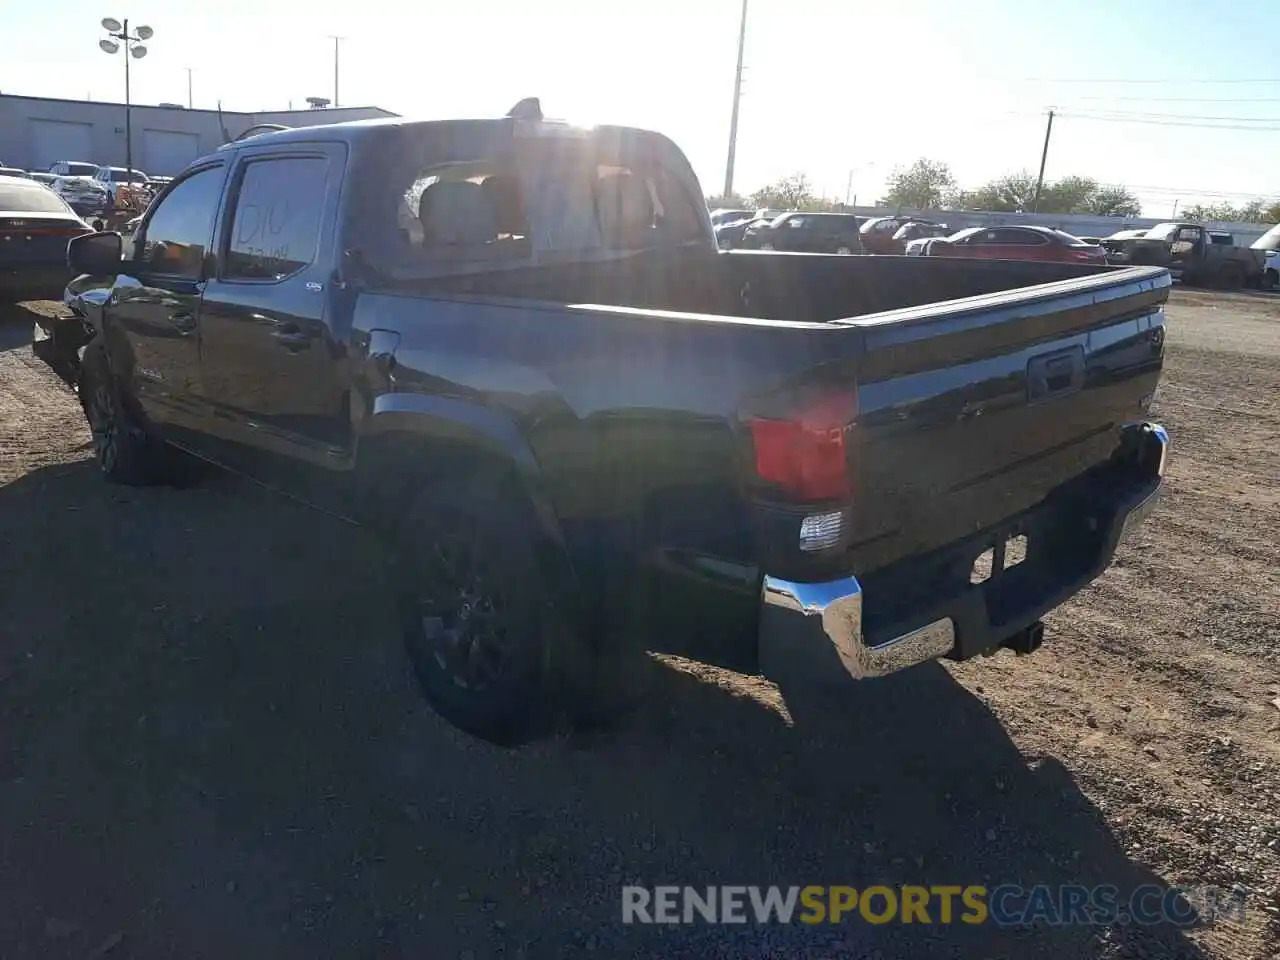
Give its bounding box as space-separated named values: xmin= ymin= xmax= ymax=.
xmin=1263 ymin=250 xmax=1280 ymax=291
xmin=904 ymin=236 xmax=942 ymax=256
xmin=92 ymin=165 xmax=150 ymax=203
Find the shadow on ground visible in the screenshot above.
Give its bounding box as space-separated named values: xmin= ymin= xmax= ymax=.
xmin=0 ymin=460 xmax=1208 ymax=959
xmin=0 ymin=302 xmax=39 ymax=353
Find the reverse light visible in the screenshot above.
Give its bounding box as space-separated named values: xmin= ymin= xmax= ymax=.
xmin=799 ymin=510 xmax=844 ymax=552
xmin=746 ymin=390 xmax=857 ymax=501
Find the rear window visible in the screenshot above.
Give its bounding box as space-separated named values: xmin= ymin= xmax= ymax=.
xmin=65 ymin=163 xmax=98 ymax=176
xmin=375 ymin=130 xmax=707 ymax=275
xmin=0 ymin=181 xmax=73 ymax=214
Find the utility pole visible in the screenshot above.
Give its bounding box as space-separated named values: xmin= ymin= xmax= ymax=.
xmin=722 ymin=0 xmax=748 ymax=199
xmin=1031 ymin=108 xmax=1055 ymax=212
xmin=330 ymin=35 xmax=344 ymax=107
xmin=186 ymin=67 xmax=193 ymax=108
xmin=1172 ymin=199 xmax=1179 ymax=218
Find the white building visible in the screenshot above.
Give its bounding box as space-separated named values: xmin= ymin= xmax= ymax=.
xmin=0 ymin=94 xmax=398 ymax=177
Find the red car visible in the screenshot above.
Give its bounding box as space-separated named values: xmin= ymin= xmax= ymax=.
xmin=929 ymin=225 xmax=1107 ymax=265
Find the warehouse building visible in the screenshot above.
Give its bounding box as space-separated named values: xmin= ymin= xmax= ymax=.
xmin=0 ymin=94 xmax=398 ymax=176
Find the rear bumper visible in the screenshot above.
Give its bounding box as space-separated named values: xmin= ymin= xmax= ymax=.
xmin=758 ymin=421 xmax=1168 ymax=685
xmin=0 ymin=265 xmax=72 ymax=301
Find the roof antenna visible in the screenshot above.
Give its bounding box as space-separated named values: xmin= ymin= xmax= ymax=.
xmin=507 ymin=97 xmax=543 ymax=121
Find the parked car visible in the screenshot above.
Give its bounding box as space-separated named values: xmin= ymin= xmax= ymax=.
xmin=49 ymin=161 xmax=100 ymax=178
xmin=715 ymin=212 xmax=780 ymax=249
xmin=1250 ymin=222 xmax=1280 ymax=291
xmin=1105 ymin=222 xmax=1265 ymax=288
xmin=53 ymin=176 xmax=109 ymax=217
xmin=93 ymin=165 xmax=150 ymax=204
xmin=741 ymin=211 xmax=864 ymax=253
xmin=860 ymin=215 xmax=945 ymax=254
xmin=36 ymin=107 xmax=1169 ymax=746
xmin=927 ymin=226 xmax=1108 ymax=265
xmin=710 ymin=208 xmax=754 ymax=227
xmin=0 ymin=174 xmax=91 ymax=303
xmin=891 ymin=220 xmax=950 ymax=253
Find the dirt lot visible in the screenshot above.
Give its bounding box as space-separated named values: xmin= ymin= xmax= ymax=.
xmin=0 ymin=289 xmax=1276 ymax=959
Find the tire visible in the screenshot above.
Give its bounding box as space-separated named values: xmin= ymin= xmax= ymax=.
xmin=1216 ymin=262 xmax=1244 ymax=291
xmin=392 ymin=469 xmax=568 ymax=745
xmin=77 ymin=340 xmax=171 ymax=485
xmin=1263 ymin=269 xmax=1278 ymax=292
xmin=835 ymin=245 xmax=854 ymax=255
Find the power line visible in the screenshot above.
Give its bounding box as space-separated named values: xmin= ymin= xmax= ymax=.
xmin=1024 ymin=77 xmax=1280 ymax=85
xmin=1070 ymin=94 xmax=1280 ymax=103
xmin=1059 ymin=112 xmax=1280 ymax=131
xmin=1068 ymin=108 xmax=1280 ymax=122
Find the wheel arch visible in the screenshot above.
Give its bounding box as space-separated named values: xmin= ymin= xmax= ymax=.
xmin=354 ymin=392 xmax=568 ymax=555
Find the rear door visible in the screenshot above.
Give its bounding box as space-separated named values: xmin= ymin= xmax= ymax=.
xmin=197 ymin=143 xmax=348 ymax=477
xmin=986 ymin=227 xmax=1051 ymax=260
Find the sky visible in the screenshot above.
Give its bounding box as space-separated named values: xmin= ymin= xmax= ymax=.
xmin=4 ymin=0 xmax=1280 ymax=216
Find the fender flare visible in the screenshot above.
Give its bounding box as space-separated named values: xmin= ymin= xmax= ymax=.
xmin=358 ymin=392 xmax=567 ymax=551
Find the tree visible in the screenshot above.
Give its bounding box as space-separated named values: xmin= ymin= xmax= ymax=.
xmin=706 ymin=193 xmax=747 ymax=209
xmin=749 ymin=173 xmax=822 ymax=211
xmin=1086 ymin=185 xmax=1141 ymax=217
xmin=961 ymin=172 xmax=1140 ymax=216
xmin=1265 ymin=200 xmax=1280 ymax=223
xmin=964 ymin=171 xmax=1039 ymax=212
xmin=1039 ymin=176 xmax=1098 ymax=214
xmin=879 ymin=159 xmax=956 ymax=210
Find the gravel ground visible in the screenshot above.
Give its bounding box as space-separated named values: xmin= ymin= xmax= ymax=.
xmin=0 ymin=289 xmax=1276 ymax=959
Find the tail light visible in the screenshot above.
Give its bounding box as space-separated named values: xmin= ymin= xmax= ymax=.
xmin=745 ymin=389 xmax=857 ymax=501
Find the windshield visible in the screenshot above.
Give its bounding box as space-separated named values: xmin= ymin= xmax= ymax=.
xmin=0 ymin=181 xmax=75 ymax=214
xmin=946 ymin=227 xmax=983 ymax=242
xmin=1251 ymin=223 xmax=1280 ymax=251
xmin=1144 ymin=223 xmax=1181 ymax=241
xmin=107 ymin=168 xmax=148 ymax=182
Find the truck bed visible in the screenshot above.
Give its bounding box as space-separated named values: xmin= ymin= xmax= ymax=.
xmin=364 ymin=253 xmax=1169 ymax=598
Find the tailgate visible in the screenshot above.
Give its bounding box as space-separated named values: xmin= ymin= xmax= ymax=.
xmin=841 ymin=265 xmax=1168 ymax=573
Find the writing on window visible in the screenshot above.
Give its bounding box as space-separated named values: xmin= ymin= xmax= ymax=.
xmin=226 ymin=157 xmax=329 ymax=281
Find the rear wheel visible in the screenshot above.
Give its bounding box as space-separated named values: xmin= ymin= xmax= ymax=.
xmin=393 ymin=470 xmax=568 ymax=745
xmin=1263 ymin=269 xmax=1278 ymax=292
xmin=78 ymin=340 xmax=171 ymax=485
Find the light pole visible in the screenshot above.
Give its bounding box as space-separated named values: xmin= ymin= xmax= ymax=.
xmin=99 ymin=17 xmax=153 ymax=187
xmin=722 ymin=0 xmax=748 ymax=199
xmin=329 ymin=36 xmax=345 ymax=107
xmin=845 ymin=162 xmax=876 ymax=208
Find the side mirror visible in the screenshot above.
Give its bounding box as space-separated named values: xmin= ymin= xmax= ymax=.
xmin=68 ymin=231 xmax=124 ymax=275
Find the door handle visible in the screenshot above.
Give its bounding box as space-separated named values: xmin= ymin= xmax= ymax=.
xmin=270 ymin=322 xmax=313 ymax=351
xmin=169 ymin=311 xmax=197 ymax=333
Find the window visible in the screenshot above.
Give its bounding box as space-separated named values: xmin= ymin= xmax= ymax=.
xmin=787 ymin=217 xmax=807 ymax=229
xmin=139 ymin=165 xmax=224 ymax=278
xmin=400 ymin=159 xmax=530 ymax=258
xmin=0 ymin=181 xmax=74 ymax=214
xmin=225 ymin=157 xmax=329 ymax=281
xmin=990 ymin=228 xmax=1046 ymax=245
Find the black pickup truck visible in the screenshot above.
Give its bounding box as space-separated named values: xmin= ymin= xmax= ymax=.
xmin=33 ymin=104 xmax=1171 ymax=745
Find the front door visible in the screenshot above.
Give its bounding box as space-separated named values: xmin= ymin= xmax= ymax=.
xmin=109 ymin=162 xmax=227 ymax=432
xmin=196 ymin=145 xmax=348 ymax=489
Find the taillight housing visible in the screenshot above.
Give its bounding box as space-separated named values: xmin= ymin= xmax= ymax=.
xmin=745 ymin=389 xmax=857 ymax=501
